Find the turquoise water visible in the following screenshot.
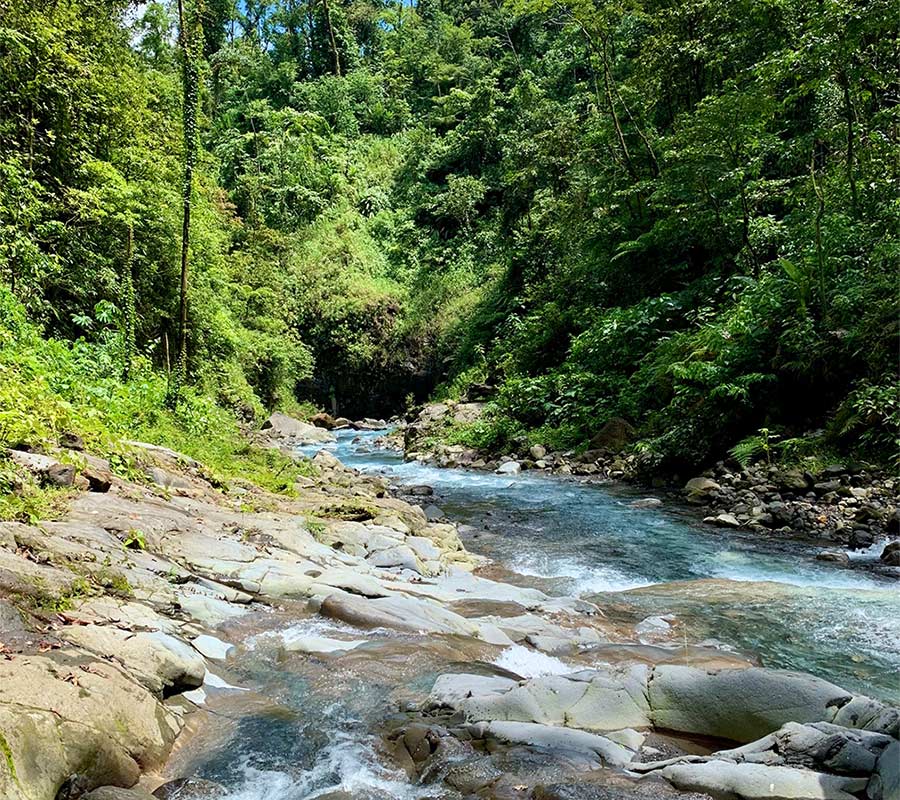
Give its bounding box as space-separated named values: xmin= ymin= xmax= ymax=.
xmin=323 ymin=429 xmax=900 ymax=702
xmin=174 ymin=429 xmax=898 ymax=798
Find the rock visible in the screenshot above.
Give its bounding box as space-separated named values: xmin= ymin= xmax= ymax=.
xmin=469 ymin=720 xmax=636 ymax=767
xmin=190 ymin=634 xmax=235 ymax=661
xmin=61 ymin=626 xmax=205 ymax=696
xmin=83 ymin=464 xmax=114 ymax=492
xmin=814 ymin=480 xmax=842 ymax=494
xmin=647 ymin=666 xmax=855 ymax=743
xmin=7 ymin=450 xmax=76 ymax=487
xmin=152 ymin=777 xmax=227 ymax=799
xmin=656 ymin=761 xmax=867 ymax=800
xmin=776 ymin=469 xmax=810 ymax=492
xmin=589 ymin=418 xmax=635 ymax=452
xmin=868 ymin=739 xmax=899 ymax=800
xmin=332 ymin=417 xmax=353 ymax=428
xmin=60 ymin=432 xmax=86 ymax=451
xmin=529 ymin=445 xmax=547 ymax=460
xmin=849 ymin=529 xmax=876 ymax=550
xmin=879 ymin=541 xmax=900 ymax=566
xmin=0 ymin=653 xmax=180 ymax=800
xmin=429 ymin=666 xmax=653 ymax=732
xmin=630 ymin=498 xmax=663 ymax=509
xmin=635 ymin=615 xmax=673 ymax=637
xmin=704 ymin=513 xmax=741 ymax=528
xmin=281 ymin=634 xmax=366 ymax=654
xmin=83 ymin=788 xmax=158 ymax=800
xmin=423 ymin=504 xmax=445 ymax=521
xmin=310 ymin=412 xmax=336 ymax=429
xmin=367 ymin=545 xmax=422 ymax=573
xmin=145 ymin=466 xmax=192 ymax=491
xmin=405 ymin=485 xmax=434 ymax=496
xmin=46 ymin=461 xmax=76 ymax=487
xmin=496 ymin=461 xmax=521 ymax=475
xmin=685 ymin=477 xmax=721 ymax=503
xmin=260 ymin=412 xmax=335 ymax=444
xmin=816 ymin=550 xmax=850 ymax=564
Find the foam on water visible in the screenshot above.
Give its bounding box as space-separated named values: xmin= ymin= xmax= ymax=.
xmin=508 ymin=552 xmax=655 ymax=594
xmin=492 ymin=644 xmax=575 ymax=678
xmin=216 ymin=730 xmax=441 ymax=800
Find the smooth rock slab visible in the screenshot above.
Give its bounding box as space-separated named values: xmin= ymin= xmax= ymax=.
xmin=656 ymin=761 xmax=867 ymax=800
xmin=469 ymin=720 xmax=636 ymax=767
xmin=647 ymin=666 xmax=854 ymax=743
xmin=190 ymin=634 xmax=235 ymax=661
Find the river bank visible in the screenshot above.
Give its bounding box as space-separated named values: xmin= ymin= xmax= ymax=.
xmin=1 ymin=413 xmax=898 ymax=800
xmin=393 ymin=401 xmax=900 ymax=560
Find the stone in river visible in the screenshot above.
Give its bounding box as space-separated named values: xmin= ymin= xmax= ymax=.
xmin=496 ymin=461 xmax=521 ymax=475
xmin=630 ymin=498 xmax=663 ymax=508
xmin=190 ymin=634 xmax=235 ymax=661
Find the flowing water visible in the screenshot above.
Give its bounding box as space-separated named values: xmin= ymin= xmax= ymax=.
xmin=167 ymin=428 xmax=899 ymax=798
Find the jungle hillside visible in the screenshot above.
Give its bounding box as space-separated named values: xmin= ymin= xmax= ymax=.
xmin=1 ymin=0 xmax=898 ymax=474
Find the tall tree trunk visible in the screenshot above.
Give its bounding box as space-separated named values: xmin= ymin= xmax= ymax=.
xmin=321 ymin=0 xmax=341 ymax=76
xmin=838 ymin=69 xmax=859 ymax=216
xmin=172 ymin=0 xmax=200 ymax=403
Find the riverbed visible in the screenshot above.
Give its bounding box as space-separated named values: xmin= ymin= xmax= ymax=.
xmin=162 ymin=428 xmax=899 ymax=799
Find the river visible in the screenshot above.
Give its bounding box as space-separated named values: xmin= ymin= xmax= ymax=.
xmin=161 ymin=428 xmax=899 ymax=799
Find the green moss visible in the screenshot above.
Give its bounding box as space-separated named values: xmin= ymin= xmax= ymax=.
xmin=0 ymin=731 xmax=17 ymax=784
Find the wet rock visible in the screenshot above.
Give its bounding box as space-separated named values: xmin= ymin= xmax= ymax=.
xmin=880 ymin=541 xmax=900 ymax=566
xmin=281 ymin=634 xmax=366 ymax=654
xmin=816 ymin=550 xmax=850 ymax=564
xmin=404 ymin=485 xmax=434 ymax=496
xmin=496 ymin=461 xmax=521 ymax=475
xmin=469 ymin=720 xmax=637 ymax=767
xmin=631 ymin=498 xmax=663 ymax=509
xmin=152 ymin=777 xmax=228 ymax=799
xmin=867 ymin=739 xmax=899 ymax=800
xmin=84 ymin=789 xmax=158 ymax=800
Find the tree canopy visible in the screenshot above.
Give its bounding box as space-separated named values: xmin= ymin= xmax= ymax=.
xmin=1 ymin=0 xmax=897 ymax=466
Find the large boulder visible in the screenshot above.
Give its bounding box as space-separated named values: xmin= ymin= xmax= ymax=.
xmin=0 ymin=653 xmax=180 ymax=800
xmin=260 ymin=412 xmax=335 ymax=444
xmin=685 ymin=477 xmax=721 ymax=503
xmin=656 ymin=761 xmax=867 ymax=800
xmin=647 ymin=666 xmax=854 ymax=743
xmin=61 ymin=626 xmax=205 ymax=696
xmin=468 ymin=720 xmax=637 ymax=768
xmin=429 ymin=666 xmax=652 ymax=732
xmin=589 ymin=418 xmax=636 ymax=452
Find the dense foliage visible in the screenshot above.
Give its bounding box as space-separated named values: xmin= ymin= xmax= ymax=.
xmin=1 ymin=0 xmax=897 ymax=467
